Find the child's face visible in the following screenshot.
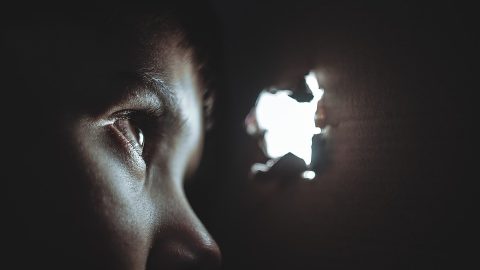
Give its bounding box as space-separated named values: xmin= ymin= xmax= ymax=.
xmin=10 ymin=18 xmax=221 ymax=269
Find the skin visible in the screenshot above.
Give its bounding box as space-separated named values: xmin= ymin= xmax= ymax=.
xmin=4 ymin=11 xmax=220 ymax=270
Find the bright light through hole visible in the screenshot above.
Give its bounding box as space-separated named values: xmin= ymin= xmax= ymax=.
xmin=302 ymin=170 xmax=316 ymax=180
xmin=253 ymin=72 xmax=324 ymax=166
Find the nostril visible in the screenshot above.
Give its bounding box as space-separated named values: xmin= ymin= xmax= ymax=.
xmin=146 ymin=231 xmax=221 ymax=270
xmin=191 ymin=240 xmax=222 ymax=270
xmin=145 ymin=188 xmax=222 ymax=270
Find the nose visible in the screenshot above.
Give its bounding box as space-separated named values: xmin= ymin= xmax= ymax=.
xmin=146 ymin=194 xmax=221 ymax=270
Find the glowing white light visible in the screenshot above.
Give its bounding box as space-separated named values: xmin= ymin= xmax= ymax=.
xmin=251 ymin=163 xmax=271 ymax=173
xmin=302 ymin=170 xmax=316 ymax=180
xmin=305 ymin=72 xmax=320 ymax=91
xmin=254 ymin=72 xmax=324 ymax=165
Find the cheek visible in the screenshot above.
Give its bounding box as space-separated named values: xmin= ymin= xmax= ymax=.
xmin=71 ymin=122 xmax=156 ymax=268
xmin=168 ymin=74 xmax=204 ymax=182
xmin=182 ymin=95 xmax=204 ymax=178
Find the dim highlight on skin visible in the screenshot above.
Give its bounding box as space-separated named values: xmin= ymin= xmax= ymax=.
xmin=3 ymin=6 xmax=222 ymax=269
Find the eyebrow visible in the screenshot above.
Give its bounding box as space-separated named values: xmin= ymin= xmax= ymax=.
xmin=126 ymin=71 xmax=185 ymax=131
xmin=87 ymin=70 xmax=182 ymax=131
xmin=113 ymin=71 xmax=177 ymax=111
xmin=129 ymin=71 xmax=175 ymax=103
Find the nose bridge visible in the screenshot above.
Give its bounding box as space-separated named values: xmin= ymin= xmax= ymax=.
xmin=147 ymin=186 xmax=221 ymax=270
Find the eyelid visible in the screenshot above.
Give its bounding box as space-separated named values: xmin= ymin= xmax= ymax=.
xmin=107 ymin=89 xmax=163 ymax=118
xmin=108 ymin=120 xmax=147 ymax=171
xmin=110 ymin=119 xmax=143 ymax=154
xmin=108 ymin=109 xmax=159 ymax=165
xmin=89 ymin=88 xmax=163 ymax=126
xmin=109 ymin=108 xmax=163 ymax=137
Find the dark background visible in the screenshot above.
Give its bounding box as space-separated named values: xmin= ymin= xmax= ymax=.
xmin=188 ymin=1 xmax=474 ymax=269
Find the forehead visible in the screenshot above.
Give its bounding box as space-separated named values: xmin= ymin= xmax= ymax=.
xmin=8 ymin=11 xmax=191 ymax=78
xmin=86 ymin=14 xmax=193 ymax=81
xmin=13 ymin=14 xmax=197 ymax=105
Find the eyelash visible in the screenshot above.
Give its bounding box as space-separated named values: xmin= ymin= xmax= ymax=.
xmin=109 ymin=109 xmax=161 ymax=160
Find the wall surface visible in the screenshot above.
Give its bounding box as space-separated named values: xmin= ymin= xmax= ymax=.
xmin=188 ymin=2 xmax=474 ymax=269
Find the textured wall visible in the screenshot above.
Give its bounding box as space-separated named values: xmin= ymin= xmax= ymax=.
xmin=187 ymin=2 xmax=474 ymax=269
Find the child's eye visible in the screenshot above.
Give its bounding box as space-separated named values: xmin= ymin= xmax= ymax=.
xmin=112 ymin=118 xmax=145 ymax=156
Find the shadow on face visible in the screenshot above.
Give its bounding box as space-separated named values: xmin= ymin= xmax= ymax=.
xmin=3 ymin=5 xmax=221 ymax=270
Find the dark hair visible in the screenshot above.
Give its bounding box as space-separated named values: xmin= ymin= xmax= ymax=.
xmin=108 ymin=2 xmax=221 ymax=126
xmin=1 ymin=1 xmax=221 ymax=127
